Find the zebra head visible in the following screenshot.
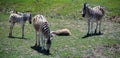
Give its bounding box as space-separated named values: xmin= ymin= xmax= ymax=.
xmin=82 ymin=3 xmax=89 ymax=17
xmin=23 ymin=13 xmax=32 ymax=24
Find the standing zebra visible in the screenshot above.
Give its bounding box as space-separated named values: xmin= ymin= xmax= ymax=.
xmin=82 ymin=3 xmax=105 ymax=36
xmin=8 ymin=12 xmax=32 ymax=39
xmin=33 ymin=14 xmax=51 ymax=53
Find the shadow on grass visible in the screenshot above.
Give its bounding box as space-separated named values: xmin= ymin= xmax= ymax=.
xmin=31 ymin=45 xmax=51 ymax=55
xmin=82 ymin=33 xmax=103 ymax=38
xmin=8 ymin=36 xmax=28 ymax=39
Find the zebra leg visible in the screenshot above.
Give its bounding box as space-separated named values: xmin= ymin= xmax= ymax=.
xmin=22 ymin=24 xmax=25 ymax=39
xmin=8 ymin=23 xmax=15 ymax=37
xmin=41 ymin=34 xmax=45 ymax=50
xmin=87 ymin=21 xmax=90 ymax=36
xmin=35 ymin=31 xmax=38 ymax=46
xmin=46 ymin=39 xmax=51 ymax=54
xmin=91 ymin=21 xmax=93 ymax=34
xmin=38 ymin=32 xmax=41 ymax=47
xmin=95 ymin=22 xmax=98 ymax=34
xmin=98 ymin=21 xmax=102 ymax=34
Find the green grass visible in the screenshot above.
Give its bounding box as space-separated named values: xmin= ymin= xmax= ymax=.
xmin=0 ymin=0 xmax=120 ymax=17
xmin=0 ymin=0 xmax=120 ymax=58
xmin=0 ymin=13 xmax=120 ymax=58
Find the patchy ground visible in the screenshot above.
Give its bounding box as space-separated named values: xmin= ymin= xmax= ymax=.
xmin=82 ymin=44 xmax=120 ymax=58
xmin=109 ymin=16 xmax=120 ymax=23
xmin=0 ymin=13 xmax=120 ymax=58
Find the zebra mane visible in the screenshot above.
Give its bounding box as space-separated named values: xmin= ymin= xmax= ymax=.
xmin=39 ymin=15 xmax=48 ymax=23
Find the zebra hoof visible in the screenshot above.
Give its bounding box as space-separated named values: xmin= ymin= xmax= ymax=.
xmin=41 ymin=48 xmax=45 ymax=51
xmin=34 ymin=43 xmax=37 ymax=47
xmin=94 ymin=29 xmax=97 ymax=33
xmin=41 ymin=48 xmax=46 ymax=53
xmin=94 ymin=32 xmax=97 ymax=34
xmin=87 ymin=33 xmax=91 ymax=36
xmin=46 ymin=50 xmax=50 ymax=54
xmin=22 ymin=37 xmax=24 ymax=39
xmin=8 ymin=35 xmax=13 ymax=38
xmin=99 ymin=32 xmax=102 ymax=35
xmin=8 ymin=33 xmax=13 ymax=38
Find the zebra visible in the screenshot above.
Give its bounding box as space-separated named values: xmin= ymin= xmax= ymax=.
xmin=8 ymin=12 xmax=32 ymax=39
xmin=82 ymin=3 xmax=105 ymax=36
xmin=33 ymin=14 xmax=51 ymax=53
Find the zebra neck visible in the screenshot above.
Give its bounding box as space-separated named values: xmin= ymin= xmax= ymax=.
xmin=86 ymin=7 xmax=93 ymax=16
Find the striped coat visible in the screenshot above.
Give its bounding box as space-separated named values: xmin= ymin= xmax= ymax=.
xmin=82 ymin=3 xmax=105 ymax=36
xmin=33 ymin=14 xmax=51 ymax=54
xmin=8 ymin=12 xmax=32 ymax=39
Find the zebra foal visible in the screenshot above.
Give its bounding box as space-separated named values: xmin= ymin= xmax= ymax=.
xmin=8 ymin=12 xmax=32 ymax=39
xmin=82 ymin=3 xmax=105 ymax=36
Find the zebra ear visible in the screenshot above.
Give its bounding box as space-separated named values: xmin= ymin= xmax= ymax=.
xmin=84 ymin=3 xmax=89 ymax=7
xmin=86 ymin=4 xmax=89 ymax=7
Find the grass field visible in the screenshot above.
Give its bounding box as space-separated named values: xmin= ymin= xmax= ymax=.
xmin=0 ymin=0 xmax=120 ymax=58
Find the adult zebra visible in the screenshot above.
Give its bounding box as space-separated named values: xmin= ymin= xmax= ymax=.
xmin=8 ymin=11 xmax=32 ymax=39
xmin=33 ymin=14 xmax=51 ymax=54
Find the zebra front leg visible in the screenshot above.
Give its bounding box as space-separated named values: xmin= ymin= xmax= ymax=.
xmin=22 ymin=24 xmax=25 ymax=39
xmin=87 ymin=20 xmax=90 ymax=36
xmin=41 ymin=34 xmax=45 ymax=51
xmin=8 ymin=23 xmax=15 ymax=37
xmin=46 ymin=39 xmax=51 ymax=54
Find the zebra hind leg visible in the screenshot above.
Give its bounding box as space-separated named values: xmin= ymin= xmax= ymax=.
xmin=98 ymin=22 xmax=102 ymax=35
xmin=94 ymin=22 xmax=98 ymax=34
xmin=22 ymin=26 xmax=24 ymax=39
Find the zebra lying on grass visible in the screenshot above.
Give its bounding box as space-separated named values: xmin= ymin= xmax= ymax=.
xmin=8 ymin=11 xmax=32 ymax=39
xmin=82 ymin=3 xmax=105 ymax=36
xmin=33 ymin=14 xmax=51 ymax=54
xmin=51 ymin=28 xmax=71 ymax=36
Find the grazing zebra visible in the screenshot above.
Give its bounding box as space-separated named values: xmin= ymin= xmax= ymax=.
xmin=82 ymin=3 xmax=105 ymax=36
xmin=8 ymin=12 xmax=32 ymax=39
xmin=33 ymin=14 xmax=51 ymax=53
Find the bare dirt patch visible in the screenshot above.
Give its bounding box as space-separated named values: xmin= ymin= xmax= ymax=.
xmin=109 ymin=16 xmax=120 ymax=23
xmin=82 ymin=44 xmax=120 ymax=58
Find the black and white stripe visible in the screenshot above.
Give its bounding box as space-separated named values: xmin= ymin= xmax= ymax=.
xmin=40 ymin=22 xmax=51 ymax=38
xmin=33 ymin=14 xmax=51 ymax=53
